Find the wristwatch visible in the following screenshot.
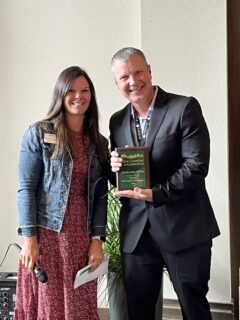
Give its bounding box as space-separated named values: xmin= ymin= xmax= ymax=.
xmin=91 ymin=236 xmax=104 ymax=242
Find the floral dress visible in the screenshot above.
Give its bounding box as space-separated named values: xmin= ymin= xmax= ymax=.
xmin=14 ymin=130 xmax=99 ymax=320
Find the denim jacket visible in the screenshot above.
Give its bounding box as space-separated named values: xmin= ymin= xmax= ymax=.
xmin=17 ymin=122 xmax=108 ymax=237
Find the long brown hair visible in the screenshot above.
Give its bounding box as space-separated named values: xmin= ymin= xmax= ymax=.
xmin=42 ymin=66 xmax=105 ymax=161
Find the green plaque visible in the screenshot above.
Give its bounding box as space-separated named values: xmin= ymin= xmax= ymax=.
xmin=116 ymin=147 xmax=150 ymax=190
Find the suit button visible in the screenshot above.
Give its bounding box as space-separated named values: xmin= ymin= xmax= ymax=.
xmin=145 ymin=201 xmax=153 ymax=208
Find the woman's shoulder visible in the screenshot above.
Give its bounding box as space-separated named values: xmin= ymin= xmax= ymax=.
xmin=99 ymin=133 xmax=108 ymax=143
xmin=22 ymin=121 xmax=54 ymax=140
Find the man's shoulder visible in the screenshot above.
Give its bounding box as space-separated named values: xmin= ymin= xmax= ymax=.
xmin=156 ymin=86 xmax=200 ymax=110
xmin=156 ymin=86 xmax=188 ymax=102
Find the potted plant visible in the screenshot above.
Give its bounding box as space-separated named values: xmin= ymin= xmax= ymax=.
xmin=102 ymin=187 xmax=129 ymax=320
xmin=101 ymin=187 xmax=163 ymax=320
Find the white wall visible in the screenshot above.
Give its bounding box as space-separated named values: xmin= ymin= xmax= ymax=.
xmin=141 ymin=0 xmax=230 ymax=303
xmin=0 ymin=0 xmax=230 ymax=306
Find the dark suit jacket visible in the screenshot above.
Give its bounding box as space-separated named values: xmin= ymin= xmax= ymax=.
xmin=109 ymin=87 xmax=220 ymax=253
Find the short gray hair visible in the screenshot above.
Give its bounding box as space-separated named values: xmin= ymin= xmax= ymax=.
xmin=111 ymin=47 xmax=148 ymax=67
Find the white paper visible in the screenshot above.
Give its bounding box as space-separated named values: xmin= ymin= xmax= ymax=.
xmin=74 ymin=255 xmax=109 ymax=289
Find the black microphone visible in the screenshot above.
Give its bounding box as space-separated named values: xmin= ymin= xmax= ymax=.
xmin=33 ymin=265 xmax=48 ymax=283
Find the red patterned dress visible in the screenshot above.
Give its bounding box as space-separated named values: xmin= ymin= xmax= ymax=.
xmin=14 ymin=130 xmax=99 ymax=320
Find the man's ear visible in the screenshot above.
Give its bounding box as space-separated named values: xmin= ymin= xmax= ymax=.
xmin=148 ymin=64 xmax=152 ymax=78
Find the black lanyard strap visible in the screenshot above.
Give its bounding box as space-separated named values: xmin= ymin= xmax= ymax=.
xmin=134 ymin=112 xmax=151 ymax=146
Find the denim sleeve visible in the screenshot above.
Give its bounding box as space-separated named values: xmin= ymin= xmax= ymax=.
xmin=17 ymin=124 xmax=43 ymax=236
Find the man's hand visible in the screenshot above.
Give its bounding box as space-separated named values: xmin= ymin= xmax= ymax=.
xmin=110 ymin=150 xmax=122 ymax=172
xmin=114 ymin=187 xmax=153 ymax=202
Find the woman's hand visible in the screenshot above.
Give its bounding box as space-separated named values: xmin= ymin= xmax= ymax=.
xmin=88 ymin=239 xmax=104 ymax=271
xmin=20 ymin=236 xmax=39 ymax=271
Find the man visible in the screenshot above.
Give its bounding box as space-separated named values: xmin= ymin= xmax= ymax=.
xmin=109 ymin=47 xmax=220 ymax=320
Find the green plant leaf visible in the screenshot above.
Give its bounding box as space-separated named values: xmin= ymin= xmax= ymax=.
xmin=103 ymin=187 xmax=122 ymax=278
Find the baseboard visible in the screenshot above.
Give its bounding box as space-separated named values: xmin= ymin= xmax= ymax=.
xmin=98 ymin=299 xmax=235 ymax=320
xmin=163 ymin=299 xmax=235 ymax=320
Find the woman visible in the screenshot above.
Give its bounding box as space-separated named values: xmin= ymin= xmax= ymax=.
xmin=14 ymin=66 xmax=109 ymax=320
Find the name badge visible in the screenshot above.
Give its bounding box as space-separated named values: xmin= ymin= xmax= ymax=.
xmin=44 ymin=133 xmax=56 ymax=144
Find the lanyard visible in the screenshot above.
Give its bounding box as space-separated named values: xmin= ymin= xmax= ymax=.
xmin=134 ymin=112 xmax=151 ymax=146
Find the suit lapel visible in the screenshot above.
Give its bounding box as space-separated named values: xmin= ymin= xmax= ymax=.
xmin=146 ymin=87 xmax=169 ymax=150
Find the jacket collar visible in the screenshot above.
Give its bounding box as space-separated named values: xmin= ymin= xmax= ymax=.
xmin=112 ymin=86 xmax=170 ymax=150
xmin=145 ymin=86 xmax=169 ymax=151
xmin=122 ymin=86 xmax=169 ymax=150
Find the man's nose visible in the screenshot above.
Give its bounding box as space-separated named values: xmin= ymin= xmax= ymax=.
xmin=128 ymin=75 xmax=136 ymax=85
